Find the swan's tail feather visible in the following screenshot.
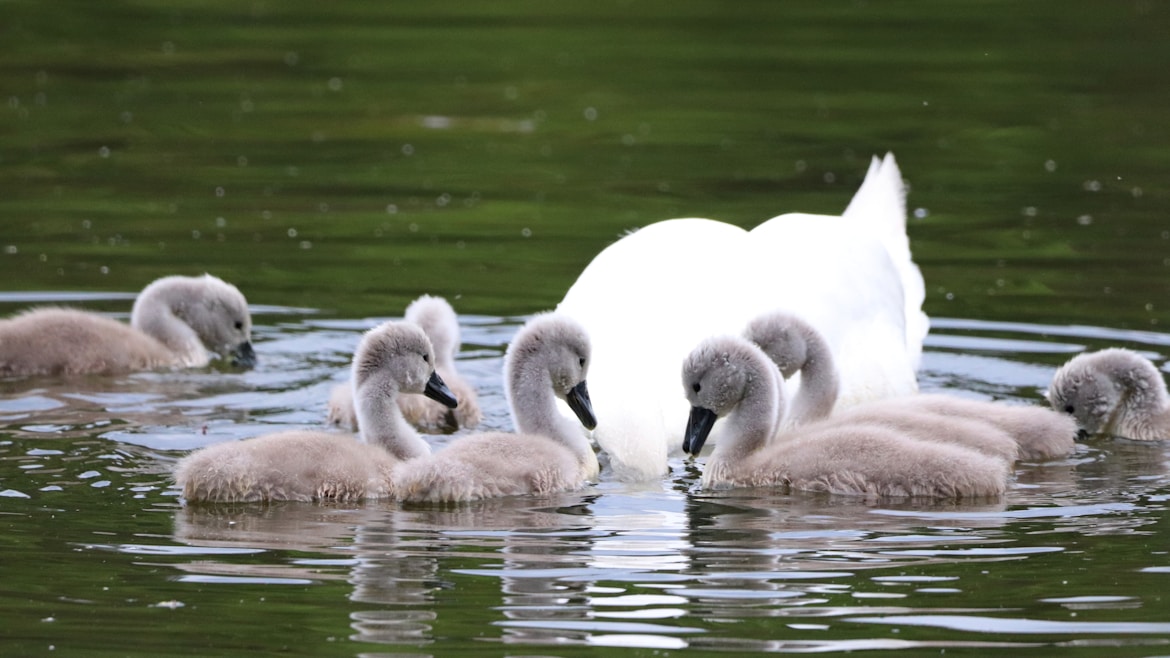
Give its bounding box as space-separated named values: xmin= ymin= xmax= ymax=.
xmin=842 ymin=153 xmax=907 ymax=242
xmin=842 ymin=153 xmax=928 ymax=368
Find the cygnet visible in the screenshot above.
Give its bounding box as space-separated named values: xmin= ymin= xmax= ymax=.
xmin=0 ymin=274 xmax=255 ymax=376
xmin=175 ymin=320 xmax=455 ymax=503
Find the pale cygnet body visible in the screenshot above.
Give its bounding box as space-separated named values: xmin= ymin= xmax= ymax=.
xmin=748 ymin=310 xmax=1074 ymax=461
xmin=175 ymin=321 xmax=457 ymax=503
xmin=392 ymin=313 xmax=599 ymax=503
xmin=327 ymin=295 xmax=481 ymax=434
xmin=892 ymin=394 xmax=1077 ymax=461
xmin=682 ymin=336 xmax=1011 ymax=499
xmin=0 ymin=274 xmax=255 ymax=376
xmin=833 ymin=402 xmax=1021 ymax=463
xmin=1048 ymin=347 xmax=1170 ymax=440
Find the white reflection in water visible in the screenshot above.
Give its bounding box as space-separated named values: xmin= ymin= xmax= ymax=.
xmin=846 ymin=614 xmax=1170 ymax=634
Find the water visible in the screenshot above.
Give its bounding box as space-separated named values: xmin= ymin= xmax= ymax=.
xmin=4 ymin=0 xmax=1170 ymax=655
xmin=3 ymin=309 xmax=1170 ymax=656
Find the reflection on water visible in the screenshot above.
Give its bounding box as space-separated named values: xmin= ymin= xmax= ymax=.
xmin=4 ymin=304 xmax=1170 ymax=654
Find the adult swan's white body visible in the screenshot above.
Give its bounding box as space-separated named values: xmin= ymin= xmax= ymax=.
xmin=556 ymin=153 xmax=927 ymax=481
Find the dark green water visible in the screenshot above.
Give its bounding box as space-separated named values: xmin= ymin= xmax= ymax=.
xmin=4 ymin=1 xmax=1170 ymax=656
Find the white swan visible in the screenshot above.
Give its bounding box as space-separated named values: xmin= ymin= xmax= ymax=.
xmin=1048 ymin=347 xmax=1170 ymax=440
xmin=682 ymin=335 xmax=1010 ymax=499
xmin=327 ymin=294 xmax=482 ymax=433
xmin=748 ymin=310 xmax=1076 ymax=461
xmin=556 ymin=153 xmax=927 ymax=481
xmin=392 ymin=313 xmax=599 ymax=503
xmin=0 ymin=274 xmax=255 ymax=376
xmin=175 ymin=321 xmax=457 ymax=503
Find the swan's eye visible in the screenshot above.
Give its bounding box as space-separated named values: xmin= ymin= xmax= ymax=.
xmin=579 ymin=357 xmax=586 ymax=368
xmin=423 ymin=353 xmax=430 ymax=364
xmin=1064 ymin=405 xmax=1075 ymax=414
xmin=234 ymin=321 xmax=244 ymax=330
xmin=692 ymin=382 xmax=701 ymax=393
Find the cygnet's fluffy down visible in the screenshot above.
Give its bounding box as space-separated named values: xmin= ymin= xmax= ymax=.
xmin=892 ymin=394 xmax=1077 ymax=461
xmin=748 ymin=310 xmax=1076 ymax=461
xmin=175 ymin=430 xmax=402 ymax=503
xmin=0 ymin=274 xmax=255 ymax=376
xmin=1048 ymin=347 xmax=1170 ymax=440
xmin=175 ymin=321 xmax=456 ymax=503
xmin=392 ymin=313 xmax=599 ymax=503
xmin=327 ymin=294 xmax=481 ymax=434
xmin=682 ymin=335 xmax=1011 ymax=499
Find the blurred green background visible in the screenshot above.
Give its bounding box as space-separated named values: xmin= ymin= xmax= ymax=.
xmin=3 ymin=0 xmax=1167 ymax=323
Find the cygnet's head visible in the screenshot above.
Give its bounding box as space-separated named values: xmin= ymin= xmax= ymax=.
xmin=506 ymin=313 xmax=596 ymax=430
xmin=353 ymin=320 xmax=457 ymax=408
xmin=404 ymin=294 xmax=459 ymax=361
xmin=147 ymin=274 xmax=255 ymax=367
xmin=744 ymin=311 xmax=812 ymax=379
xmin=1047 ymin=347 xmax=1159 ymax=436
xmin=681 ymin=335 xmax=773 ymax=456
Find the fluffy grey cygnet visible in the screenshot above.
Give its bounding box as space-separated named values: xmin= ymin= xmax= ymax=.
xmin=327 ymin=294 xmax=481 ymax=433
xmin=0 ymin=274 xmax=255 ymax=376
xmin=175 ymin=320 xmax=456 ymax=503
xmin=392 ymin=313 xmax=599 ymax=503
xmin=682 ymin=335 xmax=1011 ymax=499
xmin=747 ymin=310 xmax=1075 ymax=461
xmin=1048 ymin=347 xmax=1170 ymax=441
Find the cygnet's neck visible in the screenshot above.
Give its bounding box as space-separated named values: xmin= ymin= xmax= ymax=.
xmin=780 ymin=325 xmax=838 ymax=426
xmin=713 ymin=353 xmax=785 ymax=463
xmin=1105 ymin=352 xmax=1170 ymax=439
xmin=507 ymin=353 xmax=592 ymax=465
xmin=131 ymin=279 xmax=208 ymax=367
xmin=355 ymin=379 xmax=431 ymax=460
xmin=745 ymin=314 xmax=839 ymax=427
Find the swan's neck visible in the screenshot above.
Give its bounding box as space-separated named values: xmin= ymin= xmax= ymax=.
xmin=508 ymin=359 xmax=593 ymax=467
xmin=355 ymin=381 xmax=431 ymax=460
xmin=130 ymin=280 xmax=208 ymax=367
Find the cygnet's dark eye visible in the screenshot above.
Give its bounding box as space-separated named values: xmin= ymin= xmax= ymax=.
xmin=1064 ymin=405 xmax=1075 ymax=414
xmin=423 ymin=353 xmax=431 ymax=364
xmin=234 ymin=321 xmax=244 ymax=330
xmin=579 ymin=357 xmax=586 ymax=368
xmin=692 ymin=382 xmax=701 ymax=393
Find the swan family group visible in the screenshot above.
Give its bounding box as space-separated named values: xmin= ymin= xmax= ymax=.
xmin=2 ymin=154 xmax=1166 ymax=504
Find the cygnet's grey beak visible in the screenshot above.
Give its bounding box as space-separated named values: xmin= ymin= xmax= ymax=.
xmin=683 ymin=406 xmax=718 ymax=456
xmin=231 ymin=341 xmax=257 ymax=369
xmin=566 ymin=380 xmax=597 ymax=430
xmin=424 ymin=371 xmax=458 ymax=409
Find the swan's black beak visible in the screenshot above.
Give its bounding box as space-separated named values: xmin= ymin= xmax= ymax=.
xmin=684 ymin=406 xmax=718 ymax=456
xmin=231 ymin=341 xmax=257 ymax=369
xmin=425 ymin=371 xmax=458 ymax=409
xmin=566 ymin=380 xmax=597 ymax=430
